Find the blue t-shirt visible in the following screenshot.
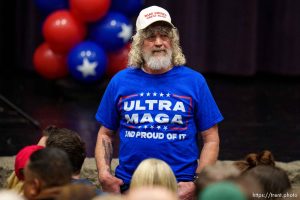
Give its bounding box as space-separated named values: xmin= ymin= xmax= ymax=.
xmin=95 ymin=66 xmax=223 ymax=184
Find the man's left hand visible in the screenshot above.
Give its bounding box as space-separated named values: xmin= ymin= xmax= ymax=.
xmin=178 ymin=181 xmax=196 ymax=200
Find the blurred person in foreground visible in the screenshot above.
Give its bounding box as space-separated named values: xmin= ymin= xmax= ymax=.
xmin=198 ymin=181 xmax=247 ymax=200
xmin=234 ymin=150 xmax=292 ymax=200
xmin=126 ymin=187 xmax=178 ymax=200
xmin=0 ymin=189 xmax=25 ymax=200
xmin=23 ymin=148 xmax=72 ymax=200
xmin=55 ymin=184 xmax=97 ymax=200
xmin=6 ymin=145 xmax=44 ymax=194
xmin=130 ymin=158 xmax=177 ymax=193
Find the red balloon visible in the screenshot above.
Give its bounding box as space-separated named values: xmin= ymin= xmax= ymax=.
xmin=43 ymin=10 xmax=86 ymax=54
xmin=70 ymin=0 xmax=111 ymax=22
xmin=33 ymin=43 xmax=68 ymax=79
xmin=107 ymin=44 xmax=130 ymax=77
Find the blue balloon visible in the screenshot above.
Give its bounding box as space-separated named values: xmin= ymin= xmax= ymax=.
xmin=67 ymin=41 xmax=107 ymax=83
xmin=34 ymin=0 xmax=69 ymax=15
xmin=89 ymin=12 xmax=133 ymax=52
xmin=111 ymin=0 xmax=144 ymax=16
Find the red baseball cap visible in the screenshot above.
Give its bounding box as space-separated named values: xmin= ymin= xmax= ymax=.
xmin=14 ymin=145 xmax=44 ymax=180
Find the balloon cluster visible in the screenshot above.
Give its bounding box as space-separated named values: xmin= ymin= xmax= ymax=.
xmin=33 ymin=0 xmax=143 ymax=83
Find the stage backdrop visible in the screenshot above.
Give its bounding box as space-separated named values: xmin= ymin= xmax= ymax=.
xmin=1 ymin=0 xmax=300 ymax=75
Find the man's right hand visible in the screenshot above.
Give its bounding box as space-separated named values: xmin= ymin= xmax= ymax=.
xmin=99 ymin=172 xmax=124 ymax=193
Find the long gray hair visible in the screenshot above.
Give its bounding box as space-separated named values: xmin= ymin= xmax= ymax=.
xmin=128 ymin=26 xmax=186 ymax=68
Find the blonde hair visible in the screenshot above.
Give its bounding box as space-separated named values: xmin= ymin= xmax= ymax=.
xmin=128 ymin=26 xmax=186 ymax=68
xmin=130 ymin=158 xmax=177 ymax=193
xmin=126 ymin=187 xmax=178 ymax=200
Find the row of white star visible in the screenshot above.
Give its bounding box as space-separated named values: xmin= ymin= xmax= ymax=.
xmin=139 ymin=92 xmax=171 ymax=97
xmin=136 ymin=125 xmax=168 ymax=130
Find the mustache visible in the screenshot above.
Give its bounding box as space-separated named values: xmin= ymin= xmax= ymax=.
xmin=152 ymin=49 xmax=167 ymax=53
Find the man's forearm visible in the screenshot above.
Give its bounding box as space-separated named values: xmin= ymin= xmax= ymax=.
xmin=95 ymin=126 xmax=123 ymax=193
xmin=196 ymin=125 xmax=220 ymax=173
xmin=95 ymin=127 xmax=114 ymax=177
xmin=197 ymin=140 xmax=219 ymax=172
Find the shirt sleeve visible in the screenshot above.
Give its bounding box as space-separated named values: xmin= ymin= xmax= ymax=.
xmin=95 ymin=80 xmax=120 ymax=131
xmin=195 ymin=79 xmax=224 ymax=132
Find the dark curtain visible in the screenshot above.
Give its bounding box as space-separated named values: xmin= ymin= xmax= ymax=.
xmin=0 ymin=1 xmax=42 ymax=74
xmin=145 ymin=0 xmax=300 ymax=75
xmin=2 ymin=0 xmax=300 ymax=75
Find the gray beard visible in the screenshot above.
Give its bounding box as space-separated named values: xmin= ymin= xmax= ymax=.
xmin=143 ymin=50 xmax=172 ymax=71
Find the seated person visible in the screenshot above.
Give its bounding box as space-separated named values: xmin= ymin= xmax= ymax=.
xmin=126 ymin=187 xmax=178 ymax=200
xmin=6 ymin=145 xmax=44 ymax=194
xmin=23 ymin=147 xmax=72 ymax=200
xmin=234 ymin=150 xmax=291 ymax=200
xmin=130 ymin=158 xmax=178 ymax=194
xmin=45 ymin=126 xmax=102 ymax=194
xmin=233 ymin=150 xmax=275 ymax=172
xmin=241 ymin=165 xmax=291 ymax=199
xmin=6 ymin=125 xmax=55 ymax=194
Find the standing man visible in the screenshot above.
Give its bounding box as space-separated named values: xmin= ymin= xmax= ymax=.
xmin=95 ymin=5 xmax=223 ymax=200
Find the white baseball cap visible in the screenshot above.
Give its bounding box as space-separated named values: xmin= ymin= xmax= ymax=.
xmin=136 ymin=5 xmax=175 ymax=31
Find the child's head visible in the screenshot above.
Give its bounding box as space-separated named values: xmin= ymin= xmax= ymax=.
xmin=130 ymin=158 xmax=177 ymax=193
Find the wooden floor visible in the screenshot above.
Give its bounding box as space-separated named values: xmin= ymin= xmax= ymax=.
xmin=0 ymin=70 xmax=299 ymax=161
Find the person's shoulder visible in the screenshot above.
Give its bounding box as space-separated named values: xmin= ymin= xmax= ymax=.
xmin=178 ymin=65 xmax=206 ymax=81
xmin=105 ymin=67 xmax=141 ymax=90
xmin=110 ymin=67 xmax=140 ymax=79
